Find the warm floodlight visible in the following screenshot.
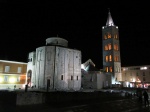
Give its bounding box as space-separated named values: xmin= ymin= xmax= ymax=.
xmin=9 ymin=77 xmax=16 ymax=83
xmin=0 ymin=77 xmax=3 ymax=82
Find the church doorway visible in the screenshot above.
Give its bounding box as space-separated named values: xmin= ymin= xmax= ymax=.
xmin=27 ymin=70 xmax=32 ymax=87
xmin=47 ymin=79 xmax=50 ymax=92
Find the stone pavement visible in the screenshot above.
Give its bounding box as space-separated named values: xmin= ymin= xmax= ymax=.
xmin=0 ymin=96 xmax=150 ymax=112
xmin=13 ymin=98 xmax=150 ymax=112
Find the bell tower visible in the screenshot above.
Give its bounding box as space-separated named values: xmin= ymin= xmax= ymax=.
xmin=102 ymin=10 xmax=122 ymax=87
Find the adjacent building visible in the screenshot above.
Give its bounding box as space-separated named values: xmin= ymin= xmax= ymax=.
xmin=0 ymin=60 xmax=27 ymax=89
xmin=81 ymin=59 xmax=106 ymax=89
xmin=122 ymin=65 xmax=150 ymax=88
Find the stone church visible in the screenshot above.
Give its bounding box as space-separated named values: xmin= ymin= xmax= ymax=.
xmin=27 ymin=37 xmax=81 ymax=91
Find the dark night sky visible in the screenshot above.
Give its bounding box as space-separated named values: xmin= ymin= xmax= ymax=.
xmin=0 ymin=1 xmax=150 ymax=69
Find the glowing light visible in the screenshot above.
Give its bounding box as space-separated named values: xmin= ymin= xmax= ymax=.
xmin=81 ymin=64 xmax=85 ymax=70
xmin=132 ymin=78 xmax=135 ymax=82
xmin=140 ymin=67 xmax=147 ymax=70
xmin=0 ymin=77 xmax=3 ymax=82
xmin=123 ymin=68 xmax=128 ymax=71
xmin=9 ymin=77 xmax=16 ymax=83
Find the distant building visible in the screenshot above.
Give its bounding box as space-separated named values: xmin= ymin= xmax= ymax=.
xmin=0 ymin=60 xmax=27 ymax=89
xmin=122 ymin=65 xmax=150 ymax=88
xmin=27 ymin=37 xmax=81 ymax=91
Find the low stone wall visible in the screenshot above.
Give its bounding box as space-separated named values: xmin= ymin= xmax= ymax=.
xmin=16 ymin=92 xmax=45 ymax=105
xmin=0 ymin=90 xmax=130 ymax=106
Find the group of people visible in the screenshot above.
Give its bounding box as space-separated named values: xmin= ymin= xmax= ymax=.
xmin=138 ymin=89 xmax=149 ymax=107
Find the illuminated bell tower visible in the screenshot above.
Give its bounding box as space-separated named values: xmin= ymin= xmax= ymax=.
xmin=102 ymin=10 xmax=122 ymax=86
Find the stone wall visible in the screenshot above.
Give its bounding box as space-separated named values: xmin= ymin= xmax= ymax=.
xmin=16 ymin=92 xmax=45 ymax=105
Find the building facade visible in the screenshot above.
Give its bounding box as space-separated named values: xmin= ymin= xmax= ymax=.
xmin=27 ymin=37 xmax=81 ymax=91
xmin=81 ymin=59 xmax=106 ymax=90
xmin=122 ymin=65 xmax=150 ymax=88
xmin=0 ymin=60 xmax=27 ymax=89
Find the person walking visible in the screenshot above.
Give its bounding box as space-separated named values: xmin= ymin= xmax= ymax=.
xmin=143 ymin=90 xmax=149 ymax=107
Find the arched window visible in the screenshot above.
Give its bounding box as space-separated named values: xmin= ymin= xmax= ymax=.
xmin=105 ymin=45 xmax=108 ymax=50
xmin=108 ymin=33 xmax=111 ymax=38
xmin=106 ymin=67 xmax=108 ymax=72
xmin=108 ymin=43 xmax=112 ymax=50
xmin=105 ymin=56 xmax=108 ymax=62
xmin=109 ymin=55 xmax=112 ymax=61
xmin=114 ymin=44 xmax=119 ymax=50
xmin=109 ymin=66 xmax=113 ymax=72
xmin=104 ymin=34 xmax=107 ymax=39
xmin=114 ymin=34 xmax=118 ymax=39
xmin=114 ymin=56 xmax=119 ymax=61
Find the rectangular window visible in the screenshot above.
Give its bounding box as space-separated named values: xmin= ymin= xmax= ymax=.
xmin=61 ymin=75 xmax=63 ymax=80
xmin=17 ymin=67 xmax=22 ymax=73
xmin=4 ymin=76 xmax=8 ymax=82
xmin=5 ymin=66 xmax=10 ymax=72
xmin=143 ymin=72 xmax=145 ymax=76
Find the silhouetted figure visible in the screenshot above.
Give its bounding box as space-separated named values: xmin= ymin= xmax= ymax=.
xmin=143 ymin=90 xmax=149 ymax=107
xmin=25 ymin=84 xmax=28 ymax=92
xmin=14 ymin=85 xmax=16 ymax=90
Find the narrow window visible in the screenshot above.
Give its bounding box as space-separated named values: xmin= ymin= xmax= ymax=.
xmin=116 ymin=45 xmax=119 ymax=50
xmin=108 ymin=33 xmax=111 ymax=38
xmin=105 ymin=56 xmax=108 ymax=62
xmin=77 ymin=76 xmax=78 ymax=80
xmin=71 ymin=76 xmax=73 ymax=80
xmin=61 ymin=75 xmax=63 ymax=80
xmin=109 ymin=55 xmax=112 ymax=61
xmin=105 ymin=45 xmax=108 ymax=50
xmin=114 ymin=34 xmax=118 ymax=39
xmin=106 ymin=67 xmax=108 ymax=72
xmin=108 ymin=43 xmax=112 ymax=50
xmin=114 ymin=44 xmax=116 ymax=50
xmin=116 ymin=34 xmax=118 ymax=39
xmin=109 ymin=66 xmax=113 ymax=72
xmin=104 ymin=34 xmax=107 ymax=39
